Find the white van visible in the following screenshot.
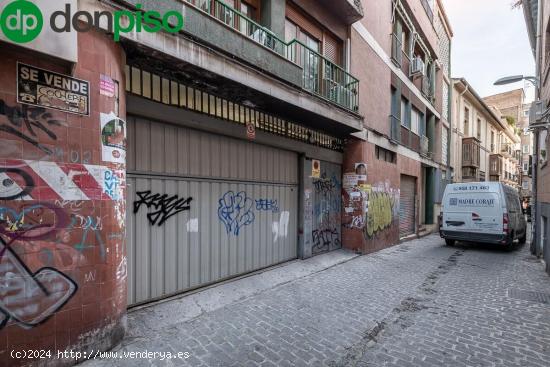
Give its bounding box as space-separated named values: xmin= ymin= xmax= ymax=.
xmin=440 ymin=182 xmax=527 ymax=247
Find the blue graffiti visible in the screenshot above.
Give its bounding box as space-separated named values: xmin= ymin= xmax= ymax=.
xmin=256 ymin=199 xmax=279 ymax=213
xmin=218 ymin=191 xmax=255 ymax=236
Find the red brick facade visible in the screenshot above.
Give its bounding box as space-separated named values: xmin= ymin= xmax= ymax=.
xmin=0 ymin=29 xmax=127 ymax=366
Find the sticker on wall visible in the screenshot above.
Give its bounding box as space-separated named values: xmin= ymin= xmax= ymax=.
xmin=101 ymin=112 xmax=126 ymax=164
xmin=17 ymin=62 xmax=90 ymax=115
xmin=246 ymin=121 xmax=256 ymax=140
xmin=100 ymin=74 xmax=116 ymax=97
xmin=312 ymin=160 xmax=321 ymax=178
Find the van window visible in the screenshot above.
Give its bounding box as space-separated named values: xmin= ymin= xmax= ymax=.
xmin=446 ymin=193 xmax=499 ymax=212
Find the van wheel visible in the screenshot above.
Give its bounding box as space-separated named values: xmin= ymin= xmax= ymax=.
xmin=445 ymin=239 xmax=455 ymax=246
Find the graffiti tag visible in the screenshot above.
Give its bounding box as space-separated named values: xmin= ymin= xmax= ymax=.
xmin=218 ymin=191 xmax=255 ymax=236
xmin=134 ymin=190 xmax=193 ymax=226
xmin=256 ymin=199 xmax=279 ymax=213
xmin=0 ymin=100 xmax=64 ymax=155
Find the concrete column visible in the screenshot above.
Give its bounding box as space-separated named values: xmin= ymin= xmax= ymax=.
xmin=261 ymin=0 xmax=286 ymax=39
xmin=0 ymin=29 xmax=127 ymax=366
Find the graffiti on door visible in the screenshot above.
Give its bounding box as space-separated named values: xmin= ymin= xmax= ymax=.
xmin=311 ymin=171 xmax=342 ymax=254
xmin=134 ymin=191 xmax=193 ymax=226
xmin=218 ymin=191 xmax=255 ymax=236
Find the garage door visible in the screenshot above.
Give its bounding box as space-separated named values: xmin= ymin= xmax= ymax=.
xmin=126 ymin=116 xmax=299 ymax=306
xmin=399 ymin=175 xmax=416 ymax=238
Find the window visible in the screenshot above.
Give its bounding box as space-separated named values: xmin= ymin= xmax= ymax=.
xmin=376 ymin=146 xmax=397 ymax=164
xmin=477 ymin=118 xmax=481 ymax=140
xmin=490 ymin=131 xmax=495 ymax=152
xmin=401 ymin=98 xmax=410 ymax=128
xmin=411 ymin=108 xmax=421 ymax=135
xmin=442 ymin=170 xmax=447 ymax=180
xmin=523 ymin=144 xmax=530 ymax=154
xmin=523 ymin=162 xmax=529 ymax=173
xmin=523 ymin=181 xmax=529 ymax=190
xmin=524 ymin=109 xmax=530 ymax=117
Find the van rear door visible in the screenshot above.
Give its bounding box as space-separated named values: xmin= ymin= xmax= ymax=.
xmin=443 ymin=191 xmax=503 ymax=234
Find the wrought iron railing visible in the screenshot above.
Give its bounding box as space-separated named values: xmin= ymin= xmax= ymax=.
xmin=286 ymin=40 xmax=359 ymax=112
xmin=186 ymin=0 xmax=360 ymax=112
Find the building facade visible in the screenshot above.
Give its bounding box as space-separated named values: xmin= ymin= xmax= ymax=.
xmin=483 ymin=89 xmax=533 ymax=199
xmin=0 ymin=0 xmax=453 ymax=364
xmin=522 ymin=0 xmax=550 ymax=274
xmin=450 ymin=79 xmax=521 ymax=188
xmin=342 ymin=0 xmax=453 ymax=254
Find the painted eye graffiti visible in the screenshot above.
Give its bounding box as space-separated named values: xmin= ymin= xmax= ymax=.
xmin=0 ymin=168 xmax=34 ymax=200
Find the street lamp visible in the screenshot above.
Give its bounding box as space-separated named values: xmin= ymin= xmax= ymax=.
xmin=494 ymin=75 xmax=541 ymax=256
xmin=494 ymin=75 xmax=539 ymax=88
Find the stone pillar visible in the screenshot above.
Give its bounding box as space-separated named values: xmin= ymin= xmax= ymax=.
xmin=0 ymin=28 xmax=127 ymax=366
xmin=260 ymin=0 xmax=286 ymax=38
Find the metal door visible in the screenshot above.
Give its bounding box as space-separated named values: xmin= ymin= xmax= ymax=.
xmin=311 ymin=161 xmax=342 ymax=255
xmin=126 ymin=116 xmax=299 ymax=306
xmin=399 ymin=175 xmax=416 ymax=237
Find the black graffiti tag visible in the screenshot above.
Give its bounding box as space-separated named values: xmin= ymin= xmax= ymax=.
xmin=0 ymin=100 xmax=63 ymax=155
xmin=134 ymin=191 xmax=193 ymax=226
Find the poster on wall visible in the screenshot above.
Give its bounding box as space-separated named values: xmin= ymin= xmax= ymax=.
xmin=17 ymin=62 xmax=89 ymax=115
xmin=101 ymin=112 xmax=126 ymax=164
xmin=312 ymin=160 xmax=321 ymax=178
xmin=100 ymin=74 xmax=116 ymax=97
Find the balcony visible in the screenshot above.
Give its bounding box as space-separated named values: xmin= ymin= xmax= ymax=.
xmin=462 ymin=137 xmax=481 ymax=168
xmin=195 ymin=0 xmax=360 ymax=112
xmin=123 ymin=0 xmax=361 ymax=115
xmin=316 ymin=0 xmax=364 ymax=24
xmin=489 ymin=154 xmax=503 ymax=178
xmin=287 ymin=40 xmax=360 ymax=112
xmin=500 ymin=143 xmax=513 ymax=157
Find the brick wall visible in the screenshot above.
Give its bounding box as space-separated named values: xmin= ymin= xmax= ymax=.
xmin=0 ymin=28 xmax=127 ymax=366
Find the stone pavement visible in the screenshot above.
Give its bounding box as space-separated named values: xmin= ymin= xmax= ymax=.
xmin=83 ymin=234 xmax=550 ymax=367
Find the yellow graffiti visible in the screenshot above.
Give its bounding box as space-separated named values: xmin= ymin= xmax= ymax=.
xmin=364 ymin=191 xmax=395 ymax=238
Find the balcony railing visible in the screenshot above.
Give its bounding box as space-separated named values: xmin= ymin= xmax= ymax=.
xmin=186 ymin=0 xmax=360 ymax=112
xmin=500 ymin=143 xmax=513 ymax=157
xmin=287 ymin=40 xmax=359 ymax=112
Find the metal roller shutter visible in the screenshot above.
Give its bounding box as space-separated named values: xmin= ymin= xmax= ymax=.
xmin=126 ymin=116 xmax=299 ymax=306
xmin=399 ymin=175 xmax=416 ymax=238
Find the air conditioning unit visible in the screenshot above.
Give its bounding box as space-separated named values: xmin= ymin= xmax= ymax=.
xmin=410 ymin=57 xmax=425 ymax=76
xmin=529 ymin=100 xmax=545 ymax=125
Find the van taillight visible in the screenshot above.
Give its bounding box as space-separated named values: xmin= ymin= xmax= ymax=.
xmin=503 ymin=213 xmax=509 ymax=234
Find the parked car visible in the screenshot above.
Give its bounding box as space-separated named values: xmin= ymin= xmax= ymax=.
xmin=439 ymin=182 xmax=527 ymax=247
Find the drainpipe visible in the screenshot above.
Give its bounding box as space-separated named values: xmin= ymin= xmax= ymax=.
xmin=531 ymin=0 xmax=542 ymax=255
xmin=454 ymin=81 xmax=469 ymax=182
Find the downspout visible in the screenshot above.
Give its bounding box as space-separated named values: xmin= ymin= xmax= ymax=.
xmin=531 ymin=0 xmax=542 ymax=255
xmin=454 ymin=81 xmax=469 ymax=182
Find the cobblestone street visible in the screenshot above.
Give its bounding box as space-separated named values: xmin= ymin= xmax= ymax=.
xmin=85 ymin=234 xmax=550 ymax=367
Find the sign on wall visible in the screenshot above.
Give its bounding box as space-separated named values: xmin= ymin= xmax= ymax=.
xmin=100 ymin=112 xmax=126 ymax=164
xmin=17 ymin=62 xmax=90 ymax=115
